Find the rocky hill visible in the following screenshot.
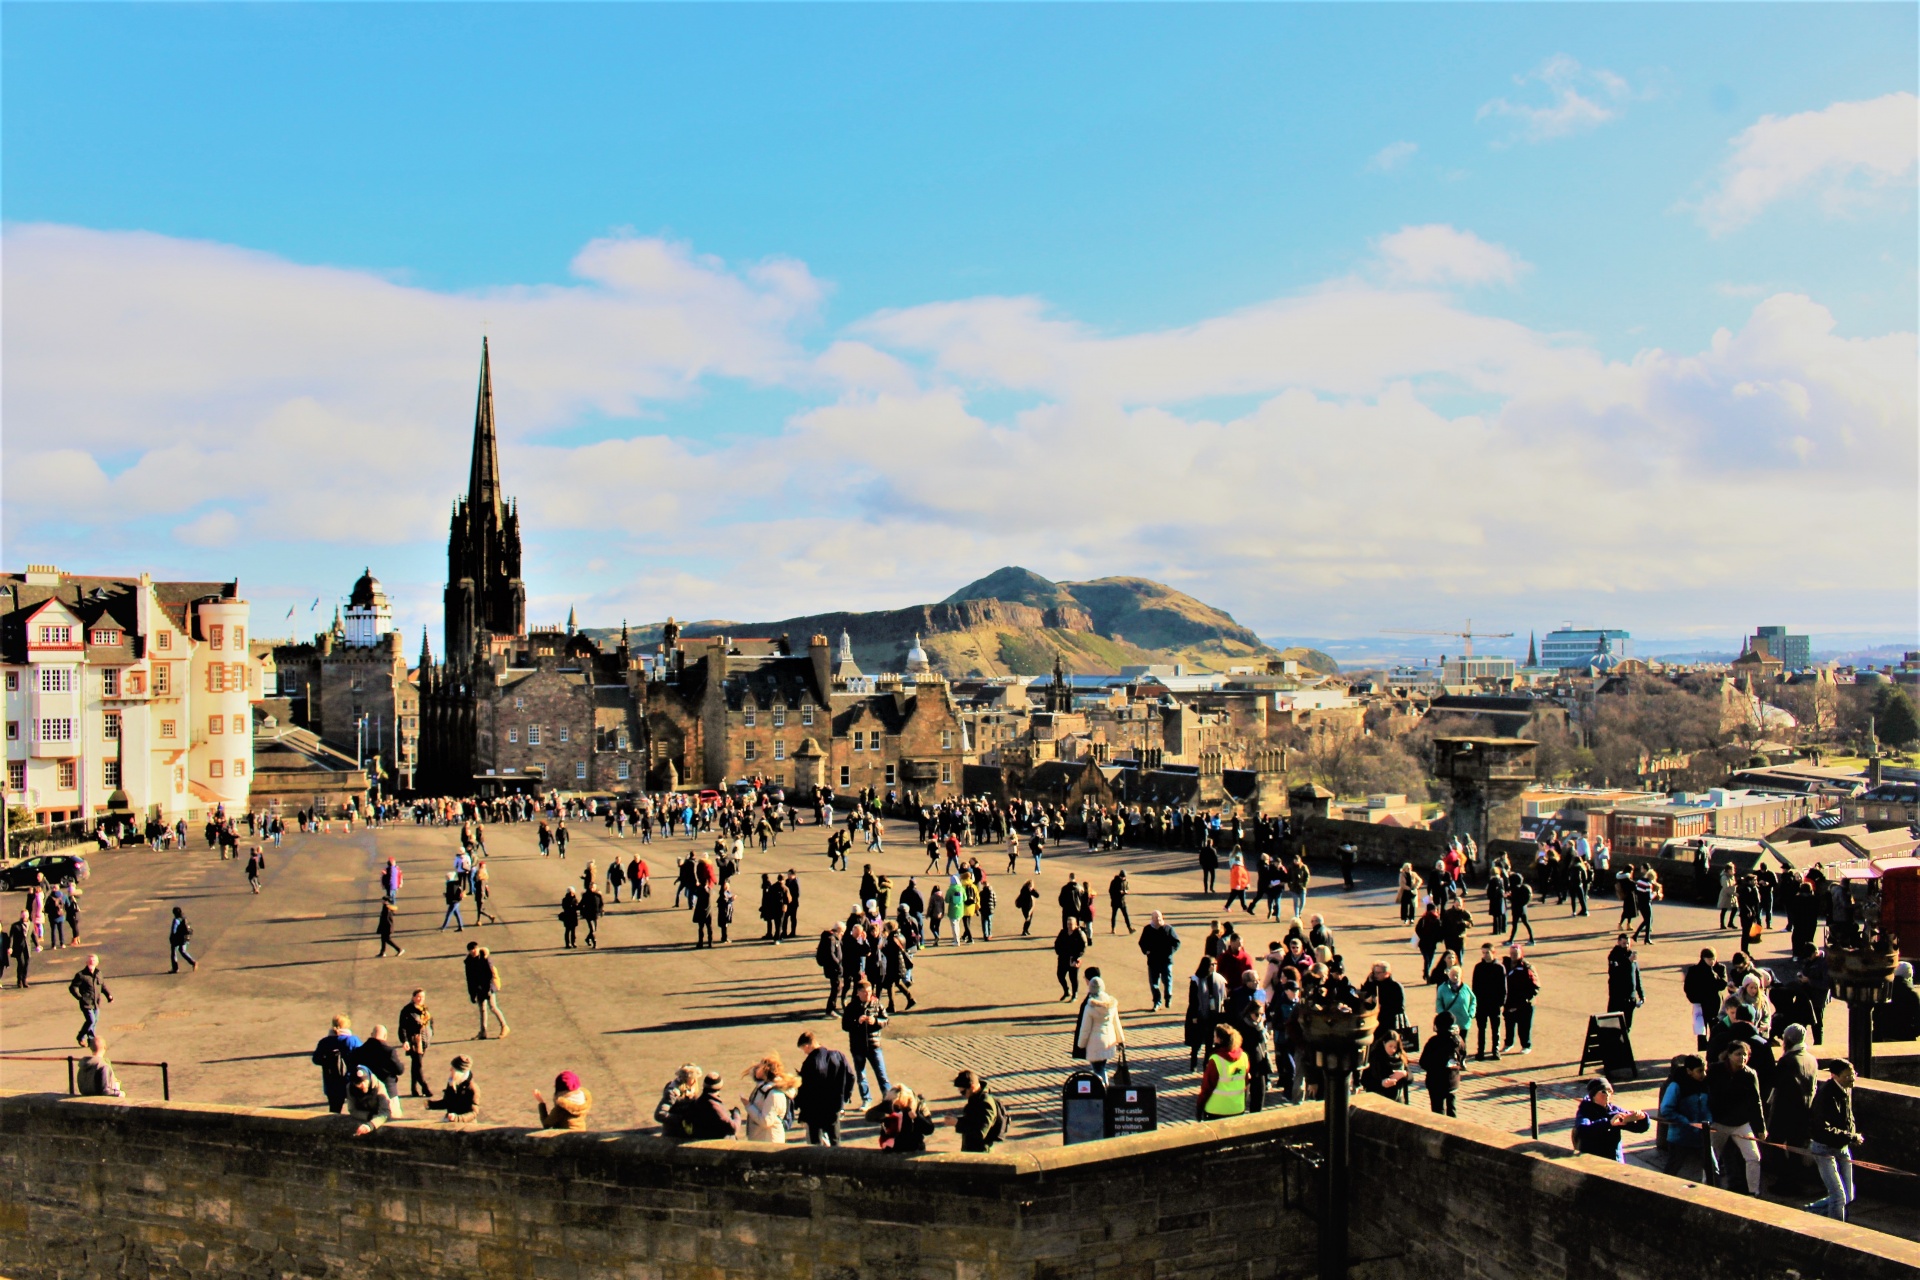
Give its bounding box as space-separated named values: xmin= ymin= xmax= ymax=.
xmin=590 ymin=569 xmax=1337 ymax=678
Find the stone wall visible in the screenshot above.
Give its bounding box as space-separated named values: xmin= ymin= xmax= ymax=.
xmin=1346 ymin=1097 xmax=1920 ymax=1280
xmin=1292 ymin=814 xmax=1447 ymax=870
xmin=4 ymin=1090 xmax=1914 ymax=1280
xmin=0 ymin=1093 xmax=1320 ymax=1280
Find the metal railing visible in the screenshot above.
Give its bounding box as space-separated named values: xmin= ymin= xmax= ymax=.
xmin=2 ymin=1054 xmax=170 ymax=1100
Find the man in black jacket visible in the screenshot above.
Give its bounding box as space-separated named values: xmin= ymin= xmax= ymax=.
xmin=351 ymin=1024 xmax=408 ymax=1113
xmin=1502 ymin=945 xmax=1540 ymax=1055
xmin=666 ymin=1072 xmax=740 ymax=1141
xmin=67 ymin=955 xmax=113 ymax=1047
xmin=1607 ymin=934 xmax=1646 ymax=1033
xmin=795 ymin=1029 xmax=855 ymax=1146
xmin=816 ymin=922 xmax=846 ymax=1013
xmin=1683 ymin=948 xmax=1729 ymax=1049
xmin=841 ymin=977 xmax=892 ymax=1105
xmin=1054 ymin=919 xmax=1088 ymax=1000
xmin=1138 ymin=912 xmax=1181 ymax=1010
xmin=1470 ymin=943 xmax=1507 ymax=1061
xmin=1507 ymin=873 xmax=1535 ymax=945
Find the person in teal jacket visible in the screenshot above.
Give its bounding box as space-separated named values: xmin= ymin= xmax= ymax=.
xmin=1435 ymin=964 xmax=1477 ymax=1032
xmin=1659 ymin=1055 xmax=1717 ymax=1181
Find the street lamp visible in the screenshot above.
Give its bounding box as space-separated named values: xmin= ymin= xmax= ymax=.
xmin=1297 ymin=988 xmax=1379 ymax=1280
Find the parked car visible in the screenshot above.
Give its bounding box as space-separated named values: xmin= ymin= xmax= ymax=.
xmin=1 ymin=853 xmax=90 ymax=890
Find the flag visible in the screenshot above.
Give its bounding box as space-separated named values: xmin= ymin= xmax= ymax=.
xmin=285 ymin=605 xmax=295 ymax=618
xmin=310 ymin=598 xmax=320 ymax=611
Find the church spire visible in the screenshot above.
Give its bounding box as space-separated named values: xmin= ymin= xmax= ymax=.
xmin=566 ymin=605 xmax=577 ymax=635
xmin=468 ymin=337 xmax=502 ymax=515
xmin=419 ymin=625 xmax=434 ymax=670
xmin=1525 ymin=631 xmax=1537 ymax=668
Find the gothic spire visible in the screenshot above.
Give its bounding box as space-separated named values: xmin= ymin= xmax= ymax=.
xmin=419 ymin=625 xmax=434 ymax=669
xmin=1525 ymin=631 xmax=1537 ymax=668
xmin=468 ymin=337 xmax=502 ymax=516
xmin=566 ymin=605 xmax=577 ymax=635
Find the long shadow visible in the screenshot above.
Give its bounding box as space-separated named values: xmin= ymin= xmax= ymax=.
xmin=605 ymin=1009 xmax=820 ymax=1036
xmin=201 ymin=1050 xmax=315 ymax=1064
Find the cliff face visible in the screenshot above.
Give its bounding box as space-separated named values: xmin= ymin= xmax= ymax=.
xmin=593 ymin=567 xmax=1322 ymax=678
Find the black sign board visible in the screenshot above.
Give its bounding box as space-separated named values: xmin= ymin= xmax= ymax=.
xmin=1104 ymin=1083 xmax=1158 ymax=1137
xmin=1061 ymin=1071 xmax=1106 ymax=1145
xmin=1577 ymin=1013 xmax=1638 ymax=1082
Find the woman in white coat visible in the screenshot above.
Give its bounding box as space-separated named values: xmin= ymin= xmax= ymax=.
xmin=1075 ymin=974 xmax=1126 ymax=1086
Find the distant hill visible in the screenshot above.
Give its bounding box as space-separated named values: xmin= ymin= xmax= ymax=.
xmin=586 ymin=568 xmax=1338 ymax=678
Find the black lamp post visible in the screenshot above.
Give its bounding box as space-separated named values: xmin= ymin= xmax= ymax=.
xmin=1298 ymin=1004 xmax=1379 ymax=1280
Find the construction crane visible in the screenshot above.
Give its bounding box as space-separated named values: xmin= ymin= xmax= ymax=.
xmin=1383 ymin=619 xmax=1514 ymax=658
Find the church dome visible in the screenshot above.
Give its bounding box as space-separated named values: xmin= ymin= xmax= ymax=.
xmin=905 ymin=633 xmax=931 ymax=673
xmin=349 ymin=568 xmax=388 ymax=609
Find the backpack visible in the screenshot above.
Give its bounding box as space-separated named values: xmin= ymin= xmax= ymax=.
xmin=983 ymin=1093 xmax=1011 ymax=1145
xmin=325 ymin=1040 xmax=352 ymax=1084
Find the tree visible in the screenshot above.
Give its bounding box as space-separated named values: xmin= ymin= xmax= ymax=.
xmin=1874 ymin=684 xmax=1920 ymax=749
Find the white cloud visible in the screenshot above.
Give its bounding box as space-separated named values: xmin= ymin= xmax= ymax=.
xmin=3 ymin=223 xmax=1913 ymax=637
xmin=1478 ymin=54 xmax=1636 ymax=144
xmin=1367 ymin=141 xmax=1418 ymax=173
xmin=1691 ymin=92 xmax=1919 ymax=234
xmin=1373 ymin=224 xmax=1528 ymax=287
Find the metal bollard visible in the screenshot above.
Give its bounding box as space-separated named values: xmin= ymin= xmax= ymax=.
xmin=67 ymin=1056 xmax=76 ymax=1095
xmin=161 ymin=1062 xmax=171 ymax=1101
xmin=1528 ymin=1080 xmax=1539 ymax=1139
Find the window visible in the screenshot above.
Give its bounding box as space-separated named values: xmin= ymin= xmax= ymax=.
xmin=616 ymin=761 xmax=630 ymax=781
xmin=527 ymin=725 xmax=541 ymax=746
xmin=852 ymin=732 xmax=864 ymax=753
xmin=173 ymin=766 xmax=184 ymax=790
xmin=744 ymin=708 xmax=757 ymax=728
xmin=156 ymin=631 xmax=172 ymax=650
xmin=4 ymin=672 xmax=15 ymax=691
xmin=774 ymin=740 xmax=787 ymax=761
xmin=160 ymin=719 xmax=177 ymax=739
xmin=941 ymin=729 xmax=953 ymax=750
xmin=102 ymin=668 xmax=120 ymax=697
xmin=840 ymin=765 xmax=851 ymax=787
xmin=103 ymin=760 xmax=121 ymax=788
xmin=885 ymin=764 xmax=896 ymax=787
xmin=508 ymin=728 xmax=519 ymax=744
xmin=153 ymin=664 xmax=170 ymax=695
xmin=773 ymin=706 xmax=786 ymax=728
xmin=941 ymin=763 xmax=952 ymax=785
xmin=802 ymin=703 xmax=814 ymax=727
xmin=91 ymin=628 xmax=122 ymax=646
xmin=36 ymin=625 xmax=74 ymax=645
xmin=39 ymin=718 xmax=75 ymax=743
xmin=744 ymin=741 xmax=758 ymax=762
xmin=233 ymin=760 xmax=247 ymax=778
xmin=40 ymin=669 xmax=73 ymax=693
xmin=575 ymin=762 xmax=587 ymax=780
xmin=209 ymin=760 xmax=224 ymax=778
xmin=232 ymin=715 xmax=246 ymax=734
xmin=208 ymin=624 xmax=225 ymax=650
xmin=514 ymin=697 xmax=525 ymax=710
xmin=868 ymin=730 xmax=882 ymax=751
xmin=126 ymin=670 xmax=145 ymax=696
xmin=7 ymin=761 xmax=24 ymax=792
xmin=103 ymin=712 xmax=120 ymax=740
xmin=233 ymin=626 xmax=245 ymax=647
xmin=209 ymin=714 xmax=225 ymax=735
xmin=558 ymin=726 xmax=569 ymax=744
xmin=4 ymin=722 xmax=15 ymax=741
xmin=57 ymin=760 xmax=77 ymax=790
xmin=616 ymin=729 xmax=629 ymax=750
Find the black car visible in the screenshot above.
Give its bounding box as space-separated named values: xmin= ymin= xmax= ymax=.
xmin=1 ymin=853 xmax=90 ymax=890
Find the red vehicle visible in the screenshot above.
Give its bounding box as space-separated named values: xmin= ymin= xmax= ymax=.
xmin=1874 ymin=857 xmax=1920 ymax=955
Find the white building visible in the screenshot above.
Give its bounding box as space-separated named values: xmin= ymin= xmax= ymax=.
xmin=342 ymin=568 xmax=395 ymax=647
xmin=3 ymin=565 xmax=254 ymax=830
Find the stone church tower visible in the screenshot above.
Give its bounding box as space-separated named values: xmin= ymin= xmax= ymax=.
xmin=443 ymin=339 xmax=526 ymax=667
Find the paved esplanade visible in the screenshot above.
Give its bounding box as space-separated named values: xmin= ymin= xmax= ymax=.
xmin=0 ymin=814 xmax=1859 ymax=1155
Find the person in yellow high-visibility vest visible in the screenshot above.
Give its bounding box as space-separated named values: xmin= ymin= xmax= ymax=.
xmin=1198 ymin=1023 xmax=1249 ymax=1119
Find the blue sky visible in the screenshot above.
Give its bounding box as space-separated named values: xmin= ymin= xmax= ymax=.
xmin=4 ymin=4 xmax=1915 ymax=648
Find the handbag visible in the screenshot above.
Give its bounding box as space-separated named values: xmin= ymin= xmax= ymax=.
xmin=1111 ymin=1043 xmax=1132 ymax=1089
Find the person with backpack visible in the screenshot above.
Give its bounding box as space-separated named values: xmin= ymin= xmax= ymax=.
xmin=665 ymin=1071 xmax=740 ymax=1141
xmin=440 ymin=872 xmax=466 ymax=932
xmin=169 ymin=907 xmax=198 ymax=972
xmin=465 ymin=942 xmax=509 ymax=1040
xmin=816 ymin=922 xmax=847 ymax=1013
xmin=1014 ymin=880 xmax=1038 ymax=937
xmin=311 ymin=1014 xmax=363 ymax=1114
xmin=952 ymin=1070 xmax=1009 ymax=1151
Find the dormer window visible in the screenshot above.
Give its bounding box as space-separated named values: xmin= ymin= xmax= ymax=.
xmin=35 ymin=625 xmax=73 ymax=645
xmin=772 ymin=706 xmax=786 ymax=728
xmin=744 ymin=708 xmax=757 ymax=728
xmin=90 ymin=628 xmax=122 ymax=646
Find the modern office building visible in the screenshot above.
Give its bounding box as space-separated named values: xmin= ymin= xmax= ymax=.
xmin=1754 ymin=626 xmax=1811 ymax=671
xmin=1540 ymin=627 xmax=1633 ymax=670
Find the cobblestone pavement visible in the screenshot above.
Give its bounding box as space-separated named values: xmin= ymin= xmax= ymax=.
xmin=0 ymin=809 xmax=1908 ymax=1236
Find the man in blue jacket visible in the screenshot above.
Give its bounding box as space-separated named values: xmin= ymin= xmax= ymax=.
xmin=310 ymin=1014 xmax=364 ymax=1114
